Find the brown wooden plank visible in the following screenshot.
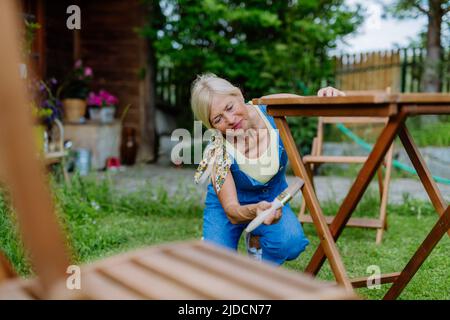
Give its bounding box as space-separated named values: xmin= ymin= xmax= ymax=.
xmin=82 ymin=270 xmax=145 ymax=300
xmin=303 ymin=155 xmax=368 ymax=164
xmin=265 ymin=105 xmax=397 ymax=118
xmin=97 ymin=260 xmax=206 ymax=299
xmin=376 ymin=144 xmax=394 ymax=244
xmin=299 ymin=214 xmax=383 ymax=229
xmin=134 ymin=251 xmax=271 ymax=299
xmin=256 ymin=93 xmax=450 ymax=106
xmin=80 ymin=241 xmax=355 ymax=300
xmin=396 ymin=93 xmax=450 ymax=104
xmin=350 ymin=272 xmax=400 ymax=288
xmin=190 ymin=242 xmax=337 ymax=290
xmin=254 ymin=95 xmax=391 ymax=106
xmin=167 ymin=245 xmax=331 ymax=299
xmin=168 ymin=248 xmax=307 ymax=299
xmin=172 ymin=242 xmax=356 ymax=300
xmin=0 ymin=281 xmax=33 ymax=300
xmin=403 ymin=105 xmax=450 ymax=115
xmin=274 ymin=117 xmax=354 ymax=292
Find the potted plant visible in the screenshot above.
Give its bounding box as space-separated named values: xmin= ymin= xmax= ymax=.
xmin=59 ymin=59 xmax=93 ymax=123
xmin=87 ymin=90 xmax=119 ymax=123
xmin=30 ymin=78 xmax=62 ymax=153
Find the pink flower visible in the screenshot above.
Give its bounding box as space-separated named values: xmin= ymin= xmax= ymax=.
xmin=87 ymin=92 xmax=102 ymax=107
xmin=87 ymin=92 xmax=97 ymax=106
xmin=107 ymin=95 xmax=118 ymax=106
xmin=84 ymin=67 xmax=93 ymax=77
xmin=87 ymin=90 xmax=118 ymax=107
xmin=75 ymin=59 xmax=82 ymax=68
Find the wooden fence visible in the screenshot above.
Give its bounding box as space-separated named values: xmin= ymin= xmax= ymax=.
xmin=334 ymin=48 xmax=450 ymax=93
xmin=155 ymin=67 xmax=191 ymax=110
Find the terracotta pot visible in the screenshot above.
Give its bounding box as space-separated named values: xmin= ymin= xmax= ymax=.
xmin=62 ymin=98 xmax=87 ymax=123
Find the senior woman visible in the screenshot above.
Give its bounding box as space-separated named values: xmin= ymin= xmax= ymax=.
xmin=191 ymin=73 xmax=344 ymax=265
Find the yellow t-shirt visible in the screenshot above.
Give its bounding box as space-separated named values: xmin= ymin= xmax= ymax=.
xmin=225 ymin=105 xmax=279 ymax=183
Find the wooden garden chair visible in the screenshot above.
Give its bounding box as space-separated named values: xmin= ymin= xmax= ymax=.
xmin=44 ymin=118 xmax=70 ymax=183
xmin=299 ymin=89 xmax=394 ymax=244
xmin=0 ymin=0 xmax=356 ymax=300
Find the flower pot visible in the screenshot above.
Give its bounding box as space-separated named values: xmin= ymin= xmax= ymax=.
xmin=100 ymin=106 xmax=115 ymax=123
xmin=62 ymin=98 xmax=87 ymax=123
xmin=88 ymin=107 xmax=101 ymax=122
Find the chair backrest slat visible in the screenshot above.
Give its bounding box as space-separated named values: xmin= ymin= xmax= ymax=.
xmin=0 ymin=0 xmax=70 ymax=292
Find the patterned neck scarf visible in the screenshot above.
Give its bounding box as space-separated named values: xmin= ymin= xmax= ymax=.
xmin=194 ymin=130 xmax=232 ymax=194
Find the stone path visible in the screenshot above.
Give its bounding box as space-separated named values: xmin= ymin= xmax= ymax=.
xmin=105 ymin=164 xmax=450 ymax=206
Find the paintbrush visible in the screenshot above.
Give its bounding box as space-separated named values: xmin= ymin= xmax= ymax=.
xmin=245 ymin=177 xmax=304 ymax=233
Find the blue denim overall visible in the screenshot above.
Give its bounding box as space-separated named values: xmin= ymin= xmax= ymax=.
xmin=203 ymin=105 xmax=309 ymax=265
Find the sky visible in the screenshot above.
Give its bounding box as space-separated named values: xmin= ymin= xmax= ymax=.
xmin=334 ymin=0 xmax=427 ymax=54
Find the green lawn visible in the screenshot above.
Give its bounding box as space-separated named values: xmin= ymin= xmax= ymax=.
xmin=0 ymin=175 xmax=448 ymax=300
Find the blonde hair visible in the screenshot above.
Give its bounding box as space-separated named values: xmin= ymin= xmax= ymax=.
xmin=190 ymin=73 xmax=243 ymax=128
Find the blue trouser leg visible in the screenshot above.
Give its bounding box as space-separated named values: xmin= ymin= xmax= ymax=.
xmin=203 ymin=205 xmax=246 ymax=250
xmin=202 ymin=203 xmax=309 ymax=265
xmin=251 ymin=204 xmax=309 ymax=265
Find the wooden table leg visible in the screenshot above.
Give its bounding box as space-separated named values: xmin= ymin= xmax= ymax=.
xmin=274 ymin=117 xmax=353 ymax=292
xmin=305 ymin=109 xmax=407 ymax=275
xmin=398 ymin=124 xmax=450 ymax=237
xmin=376 ymin=144 xmax=394 ymax=244
xmin=383 ymin=206 xmax=450 ymax=300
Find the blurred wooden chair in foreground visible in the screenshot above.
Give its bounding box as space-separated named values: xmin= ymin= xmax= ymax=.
xmin=299 ymin=89 xmax=394 ymax=244
xmin=0 ymin=252 xmax=16 ymax=282
xmin=0 ymin=0 xmax=356 ymax=300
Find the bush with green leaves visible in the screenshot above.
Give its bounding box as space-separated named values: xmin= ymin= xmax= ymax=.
xmin=140 ymin=0 xmax=365 ymax=136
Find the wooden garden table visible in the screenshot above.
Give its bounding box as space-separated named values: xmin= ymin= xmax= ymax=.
xmin=253 ymin=93 xmax=450 ymax=299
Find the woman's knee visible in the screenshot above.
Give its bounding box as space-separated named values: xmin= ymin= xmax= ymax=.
xmin=283 ymin=222 xmax=310 ymax=258
xmin=281 ymin=209 xmax=309 ymax=259
xmin=260 ymin=231 xmax=309 ymax=264
xmin=284 ymin=234 xmax=309 ymax=260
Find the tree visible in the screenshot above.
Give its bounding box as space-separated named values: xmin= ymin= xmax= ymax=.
xmin=386 ymin=0 xmax=450 ymax=92
xmin=142 ymin=0 xmax=363 ymax=153
xmin=153 ymin=0 xmax=364 ymax=121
